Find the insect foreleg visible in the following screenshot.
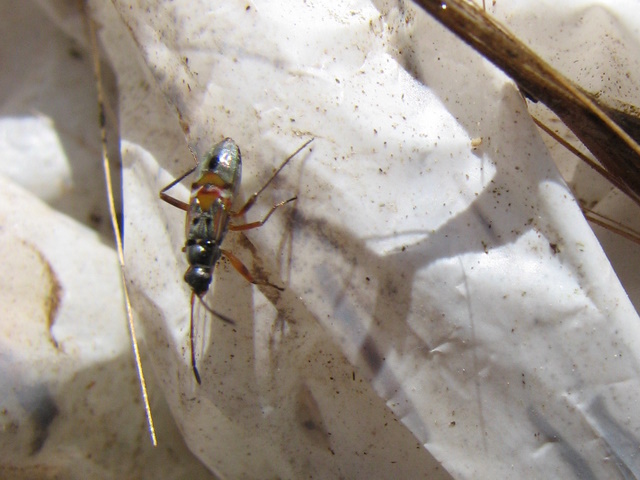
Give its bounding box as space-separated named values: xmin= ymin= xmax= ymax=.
xmin=159 ymin=166 xmax=197 ymax=211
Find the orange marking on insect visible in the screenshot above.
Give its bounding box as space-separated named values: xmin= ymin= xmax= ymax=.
xmin=195 ymin=184 xmax=230 ymax=211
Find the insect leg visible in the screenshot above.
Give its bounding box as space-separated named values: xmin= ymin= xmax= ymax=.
xmin=229 ymin=197 xmax=297 ymax=231
xmin=158 ymin=166 xmax=196 ymax=211
xmin=220 ymin=248 xmax=285 ymax=291
xmin=231 ymin=138 xmax=314 ymax=218
xmin=197 ymin=296 xmax=235 ymax=325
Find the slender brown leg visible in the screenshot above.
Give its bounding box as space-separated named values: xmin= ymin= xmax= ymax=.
xmin=221 ymin=249 xmax=284 ymax=291
xmin=230 ymin=138 xmax=314 ymax=218
xmin=159 ymin=166 xmax=196 ymax=211
xmin=229 ymin=197 xmax=297 ymax=231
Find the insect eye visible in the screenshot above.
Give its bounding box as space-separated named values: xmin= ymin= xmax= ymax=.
xmin=209 ymin=156 xmax=220 ymax=169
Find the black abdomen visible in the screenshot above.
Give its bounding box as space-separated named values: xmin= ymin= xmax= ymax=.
xmin=184 ymin=240 xmax=221 ymax=295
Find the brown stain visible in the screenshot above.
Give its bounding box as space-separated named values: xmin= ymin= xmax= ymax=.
xmin=18 ymin=239 xmax=63 ymax=350
xmin=0 ymin=465 xmax=68 ymax=480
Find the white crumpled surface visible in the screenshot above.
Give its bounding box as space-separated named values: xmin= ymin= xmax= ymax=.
xmin=2 ymin=0 xmax=640 ymax=479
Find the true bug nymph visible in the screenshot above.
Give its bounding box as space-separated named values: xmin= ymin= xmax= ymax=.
xmin=160 ymin=138 xmax=313 ymax=384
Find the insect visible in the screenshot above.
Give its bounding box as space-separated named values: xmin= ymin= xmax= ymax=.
xmin=160 ymin=137 xmax=314 ymax=384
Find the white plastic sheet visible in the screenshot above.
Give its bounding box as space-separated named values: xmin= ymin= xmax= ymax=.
xmin=2 ymin=0 xmax=640 ymax=478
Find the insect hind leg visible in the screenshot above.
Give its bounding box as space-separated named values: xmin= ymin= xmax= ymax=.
xmin=221 ymin=248 xmax=285 ymax=291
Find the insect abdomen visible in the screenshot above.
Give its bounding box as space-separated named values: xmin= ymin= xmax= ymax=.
xmin=184 ymin=237 xmax=223 ymax=295
xmin=184 ymin=265 xmax=211 ymax=296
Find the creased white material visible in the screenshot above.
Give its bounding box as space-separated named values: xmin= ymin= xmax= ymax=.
xmin=107 ymin=0 xmax=640 ymax=478
xmin=2 ymin=0 xmax=640 ymax=478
